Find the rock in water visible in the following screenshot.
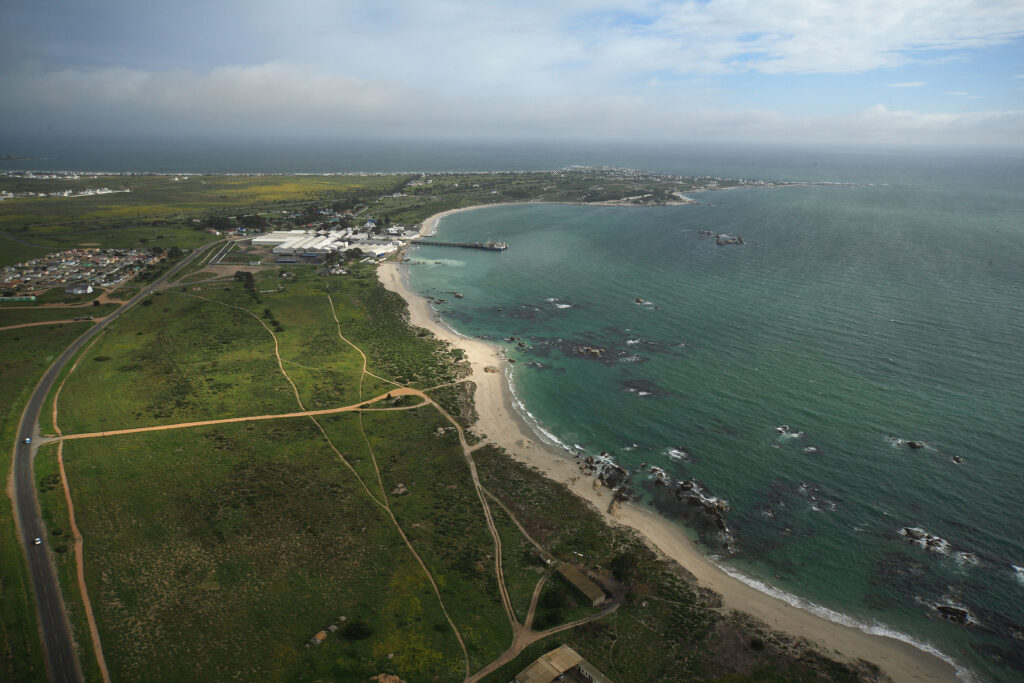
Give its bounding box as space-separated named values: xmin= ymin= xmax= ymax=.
xmin=937 ymin=604 xmax=971 ymax=625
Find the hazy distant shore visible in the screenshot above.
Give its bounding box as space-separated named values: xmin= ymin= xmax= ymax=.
xmin=380 ymin=204 xmax=961 ymax=683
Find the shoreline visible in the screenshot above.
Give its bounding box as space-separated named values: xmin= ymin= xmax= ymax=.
xmin=379 ymin=205 xmax=961 ymax=682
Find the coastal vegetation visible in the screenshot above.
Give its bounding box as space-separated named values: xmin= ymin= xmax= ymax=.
xmin=1 ymin=169 xmax=867 ymax=681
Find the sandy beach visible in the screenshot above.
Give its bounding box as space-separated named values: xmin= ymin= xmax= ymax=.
xmin=379 ymin=208 xmax=960 ymax=682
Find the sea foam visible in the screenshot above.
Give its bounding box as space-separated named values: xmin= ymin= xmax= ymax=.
xmin=711 ymin=562 xmax=974 ymax=682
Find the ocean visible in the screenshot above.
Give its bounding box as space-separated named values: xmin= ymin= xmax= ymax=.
xmin=401 ymin=152 xmax=1024 ymax=681
xmin=5 ymin=138 xmax=1022 ymax=680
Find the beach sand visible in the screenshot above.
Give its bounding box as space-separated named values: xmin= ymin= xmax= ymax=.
xmin=379 ymin=209 xmax=960 ymax=682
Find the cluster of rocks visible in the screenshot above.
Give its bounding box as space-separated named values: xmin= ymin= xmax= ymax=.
xmin=672 ymin=480 xmax=731 ymax=532
xmin=900 ymin=527 xmax=951 ymax=554
xmin=573 ymin=344 xmax=606 ymax=358
xmin=638 ymin=460 xmax=734 ymax=546
xmin=306 ymin=616 xmax=347 ymax=646
xmin=575 ymin=451 xmax=634 ymax=506
xmin=936 ymin=603 xmax=973 ymax=625
xmin=887 ymin=434 xmax=964 ymax=463
xmin=697 ymin=229 xmax=745 ymax=245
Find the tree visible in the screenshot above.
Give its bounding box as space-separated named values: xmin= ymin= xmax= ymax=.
xmin=238 ymin=214 xmax=267 ymax=230
xmin=167 ymin=246 xmax=183 ymax=259
xmin=300 ymin=203 xmax=320 ymax=224
xmin=202 ymin=215 xmax=232 ymax=231
xmin=610 ymin=553 xmax=640 ymax=583
xmin=233 ymin=271 xmax=255 ymax=290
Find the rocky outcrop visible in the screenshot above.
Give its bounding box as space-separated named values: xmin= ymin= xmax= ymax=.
xmin=936 ymin=604 xmax=972 ymax=625
xmin=900 ymin=526 xmax=950 ymax=553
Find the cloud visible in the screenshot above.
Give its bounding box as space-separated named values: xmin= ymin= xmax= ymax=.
xmin=6 ymin=1 xmax=1024 ymax=83
xmin=2 ymin=64 xmax=1020 ymax=147
xmin=2 ymin=2 xmax=1022 ymax=147
xmin=946 ymin=91 xmax=985 ymax=98
xmin=859 ymin=104 xmax=1022 ymax=143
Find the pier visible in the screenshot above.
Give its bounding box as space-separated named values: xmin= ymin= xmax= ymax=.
xmin=416 ymin=240 xmax=508 ymax=251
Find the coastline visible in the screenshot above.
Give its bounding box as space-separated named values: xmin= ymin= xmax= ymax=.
xmin=379 ymin=206 xmax=960 ymax=682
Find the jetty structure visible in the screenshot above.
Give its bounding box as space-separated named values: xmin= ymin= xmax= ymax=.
xmin=415 ymin=239 xmax=508 ymax=251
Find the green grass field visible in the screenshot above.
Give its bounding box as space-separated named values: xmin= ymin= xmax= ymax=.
xmin=59 ymin=420 xmax=466 ymax=681
xmin=0 ymin=306 xmax=117 ymax=327
xmin=0 ymin=236 xmax=52 ymax=267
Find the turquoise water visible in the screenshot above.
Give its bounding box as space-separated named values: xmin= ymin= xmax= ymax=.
xmin=408 ymin=174 xmax=1024 ymax=680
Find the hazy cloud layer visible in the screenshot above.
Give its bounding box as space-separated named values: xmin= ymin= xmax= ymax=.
xmin=2 ymin=1 xmax=1023 ymax=146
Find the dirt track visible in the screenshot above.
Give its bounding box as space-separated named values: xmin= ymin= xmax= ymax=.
xmin=59 ymin=388 xmax=426 ymax=441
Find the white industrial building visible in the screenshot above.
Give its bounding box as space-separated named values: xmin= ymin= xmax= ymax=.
xmin=252 ymin=230 xmax=350 ymax=255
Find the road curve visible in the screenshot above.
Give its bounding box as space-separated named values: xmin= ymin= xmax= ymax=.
xmin=11 ymin=241 xmax=222 ymax=683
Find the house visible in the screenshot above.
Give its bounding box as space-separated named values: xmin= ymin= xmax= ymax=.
xmin=65 ymin=283 xmax=93 ymax=295
xmin=556 ymin=564 xmax=606 ymax=607
xmin=514 ymin=645 xmax=612 ymax=683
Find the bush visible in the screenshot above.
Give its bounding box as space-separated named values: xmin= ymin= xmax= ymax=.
xmin=341 ymin=621 xmax=373 ymax=641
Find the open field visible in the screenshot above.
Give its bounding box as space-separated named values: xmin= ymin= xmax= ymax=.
xmin=0 ymin=174 xmax=408 ymax=251
xmin=54 ymin=264 xmax=463 ymax=435
xmin=359 ymin=408 xmax=514 ymax=670
xmin=0 ymin=306 xmax=116 ymax=327
xmin=59 ymin=420 xmax=467 ymax=681
xmin=55 ymin=287 xmax=301 ymax=433
xmin=0 ymin=323 xmax=92 ymax=683
xmin=0 ymin=237 xmax=52 ymax=268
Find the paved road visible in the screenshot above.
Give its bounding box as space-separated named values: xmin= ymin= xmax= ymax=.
xmin=11 ymin=242 xmax=220 ymax=683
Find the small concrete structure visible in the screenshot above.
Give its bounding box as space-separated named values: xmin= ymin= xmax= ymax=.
xmin=65 ymin=283 xmax=93 ymax=294
xmin=514 ymin=645 xmax=612 ymax=683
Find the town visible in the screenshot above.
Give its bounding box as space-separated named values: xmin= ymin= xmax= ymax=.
xmin=1 ymin=247 xmax=166 ymax=298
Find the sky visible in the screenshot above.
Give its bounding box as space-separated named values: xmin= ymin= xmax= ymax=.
xmin=2 ymin=0 xmax=1023 ymax=148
